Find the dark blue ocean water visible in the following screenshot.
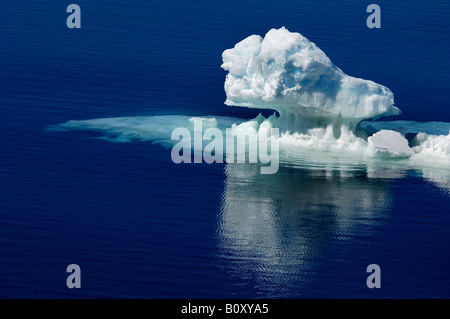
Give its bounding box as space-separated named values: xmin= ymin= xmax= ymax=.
xmin=1 ymin=0 xmax=449 ymax=298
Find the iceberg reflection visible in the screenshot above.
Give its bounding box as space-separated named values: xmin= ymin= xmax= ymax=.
xmin=216 ymin=163 xmax=393 ymax=297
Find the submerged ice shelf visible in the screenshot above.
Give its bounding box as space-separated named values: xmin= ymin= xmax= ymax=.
xmin=50 ymin=27 xmax=450 ymax=177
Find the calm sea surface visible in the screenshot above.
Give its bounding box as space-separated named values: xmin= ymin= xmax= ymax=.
xmin=0 ymin=0 xmax=449 ymax=298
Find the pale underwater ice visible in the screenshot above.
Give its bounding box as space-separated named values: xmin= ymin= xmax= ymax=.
xmin=49 ymin=27 xmax=450 ymax=191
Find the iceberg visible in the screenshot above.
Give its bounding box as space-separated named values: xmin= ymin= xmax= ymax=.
xmin=220 ymin=27 xmax=450 ymax=166
xmin=50 ymin=27 xmax=450 ymax=177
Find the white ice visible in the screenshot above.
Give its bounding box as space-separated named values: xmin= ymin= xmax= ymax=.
xmin=365 ymin=130 xmax=415 ymax=158
xmin=221 ymin=27 xmax=400 ymax=124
